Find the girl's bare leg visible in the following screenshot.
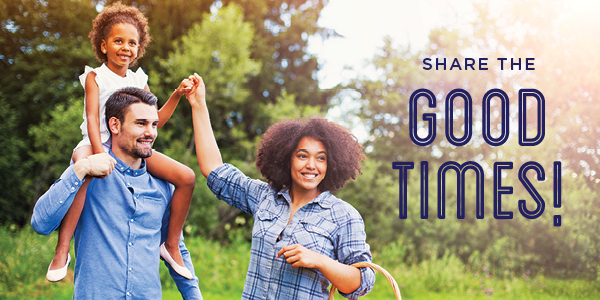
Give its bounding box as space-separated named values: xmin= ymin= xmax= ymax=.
xmin=48 ymin=146 xmax=93 ymax=271
xmin=146 ymin=150 xmax=195 ymax=267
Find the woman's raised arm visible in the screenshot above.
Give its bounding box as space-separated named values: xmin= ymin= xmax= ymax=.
xmin=186 ymin=74 xmax=223 ymax=178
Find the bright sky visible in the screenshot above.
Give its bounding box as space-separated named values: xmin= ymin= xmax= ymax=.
xmin=310 ymin=0 xmax=476 ymax=138
xmin=309 ymin=0 xmax=476 ymax=89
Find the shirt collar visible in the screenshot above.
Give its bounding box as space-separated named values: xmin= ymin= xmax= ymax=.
xmin=277 ymin=187 xmax=334 ymax=209
xmin=109 ymin=149 xmax=147 ymax=177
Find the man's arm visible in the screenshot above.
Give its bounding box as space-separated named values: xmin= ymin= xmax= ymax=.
xmin=30 ymin=153 xmax=116 ymax=235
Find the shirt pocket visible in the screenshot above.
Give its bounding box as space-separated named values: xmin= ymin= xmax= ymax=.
xmin=293 ymin=217 xmax=337 ymax=257
xmin=252 ymin=209 xmax=278 ymax=239
xmin=139 ymin=196 xmax=167 ymax=232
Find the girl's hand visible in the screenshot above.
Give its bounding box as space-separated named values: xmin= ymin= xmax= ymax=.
xmin=174 ymin=77 xmax=195 ymax=97
xmin=277 ymin=244 xmax=324 ymax=269
xmin=185 ymin=73 xmax=205 ymax=107
xmin=73 ymin=153 xmax=117 ymax=180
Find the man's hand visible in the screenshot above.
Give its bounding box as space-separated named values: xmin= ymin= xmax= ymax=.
xmin=277 ymin=244 xmax=325 ymax=269
xmin=73 ymin=153 xmax=117 ymax=180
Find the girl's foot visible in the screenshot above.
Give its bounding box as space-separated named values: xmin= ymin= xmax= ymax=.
xmin=48 ymin=249 xmax=70 ymax=270
xmin=47 ymin=253 xmax=71 ymax=282
xmin=160 ymin=243 xmax=192 ymax=279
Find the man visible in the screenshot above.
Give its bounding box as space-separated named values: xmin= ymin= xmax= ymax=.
xmin=31 ymin=87 xmax=202 ymax=299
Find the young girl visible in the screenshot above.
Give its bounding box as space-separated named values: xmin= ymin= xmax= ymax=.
xmin=46 ymin=2 xmax=194 ymax=281
xmin=185 ymin=74 xmax=376 ymax=299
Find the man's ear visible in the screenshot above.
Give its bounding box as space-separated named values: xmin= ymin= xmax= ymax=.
xmin=108 ymin=117 xmax=120 ymax=134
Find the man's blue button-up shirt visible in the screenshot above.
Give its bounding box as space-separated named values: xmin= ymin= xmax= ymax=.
xmin=31 ymin=151 xmax=202 ymax=299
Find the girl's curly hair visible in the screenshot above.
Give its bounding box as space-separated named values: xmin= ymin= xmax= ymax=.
xmin=88 ymin=2 xmax=150 ymax=66
xmin=255 ymin=118 xmax=366 ymax=192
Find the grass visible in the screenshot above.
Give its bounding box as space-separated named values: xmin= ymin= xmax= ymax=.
xmin=1 ymin=226 xmax=598 ymax=299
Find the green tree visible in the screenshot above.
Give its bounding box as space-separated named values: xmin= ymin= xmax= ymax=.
xmin=222 ymin=0 xmax=337 ymax=132
xmin=0 ymin=99 xmax=28 ymax=225
xmin=0 ymin=0 xmax=96 ymax=223
xmin=342 ymin=0 xmax=600 ymax=278
xmin=158 ymin=4 xmax=321 ymax=238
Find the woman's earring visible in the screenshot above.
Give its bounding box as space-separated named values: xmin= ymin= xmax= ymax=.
xmin=102 ymin=50 xmax=106 ymax=54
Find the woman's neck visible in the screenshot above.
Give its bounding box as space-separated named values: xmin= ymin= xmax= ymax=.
xmin=289 ymin=185 xmax=321 ymax=207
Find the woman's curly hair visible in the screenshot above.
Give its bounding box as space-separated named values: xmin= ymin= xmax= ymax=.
xmin=88 ymin=2 xmax=151 ymax=66
xmin=255 ymin=118 xmax=366 ymax=192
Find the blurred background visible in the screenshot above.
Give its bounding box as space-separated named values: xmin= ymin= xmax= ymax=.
xmin=1 ymin=0 xmax=599 ymax=298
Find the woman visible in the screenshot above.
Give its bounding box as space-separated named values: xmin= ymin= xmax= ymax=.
xmin=186 ymin=74 xmax=375 ymax=299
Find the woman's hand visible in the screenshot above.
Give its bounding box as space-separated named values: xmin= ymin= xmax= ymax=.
xmin=277 ymin=244 xmax=324 ymax=269
xmin=185 ymin=73 xmax=205 ymax=107
xmin=277 ymin=243 xmax=362 ymax=294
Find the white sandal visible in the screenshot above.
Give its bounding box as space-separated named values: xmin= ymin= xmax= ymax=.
xmin=160 ymin=243 xmax=192 ymax=279
xmin=46 ymin=253 xmax=71 ymax=282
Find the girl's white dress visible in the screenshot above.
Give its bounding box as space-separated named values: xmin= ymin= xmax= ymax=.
xmin=75 ymin=63 xmax=148 ymax=151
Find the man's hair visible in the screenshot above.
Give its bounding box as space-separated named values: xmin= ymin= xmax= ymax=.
xmin=255 ymin=118 xmax=366 ymax=192
xmin=105 ymin=87 xmax=158 ymax=130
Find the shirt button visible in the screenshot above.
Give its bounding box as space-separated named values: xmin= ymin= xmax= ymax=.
xmin=70 ymin=187 xmax=75 ymax=191
xmin=126 ymin=292 xmax=131 ymax=296
xmin=130 ymin=219 xmax=134 ymax=222
xmin=75 ymin=182 xmax=79 ymax=186
xmin=129 ymin=268 xmax=132 ymax=271
xmin=59 ymin=201 xmax=63 ymax=204
xmin=129 ymin=242 xmax=133 ymax=246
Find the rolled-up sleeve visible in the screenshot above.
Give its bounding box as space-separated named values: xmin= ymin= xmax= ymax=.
xmin=207 ymin=164 xmax=271 ymax=216
xmin=31 ymin=166 xmax=86 ymax=235
xmin=336 ymin=209 xmax=375 ymax=299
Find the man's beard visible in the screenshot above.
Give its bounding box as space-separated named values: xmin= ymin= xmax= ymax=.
xmin=126 ymin=146 xmax=153 ymax=159
xmin=123 ymin=137 xmax=154 ymax=158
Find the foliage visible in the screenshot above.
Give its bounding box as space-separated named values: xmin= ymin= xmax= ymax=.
xmin=0 ymin=100 xmax=28 ymax=225
xmin=157 ymin=3 xmax=260 ymax=161
xmin=0 ymin=0 xmax=331 ymax=228
xmin=340 ymin=0 xmax=600 ymax=279
xmin=28 ymin=99 xmax=84 ymax=209
xmin=0 ymin=0 xmax=96 ymax=220
xmin=223 ymin=0 xmax=337 ymax=107
xmin=1 ymin=226 xmax=599 ymax=299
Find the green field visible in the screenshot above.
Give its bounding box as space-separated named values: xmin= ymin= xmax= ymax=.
xmin=1 ymin=226 xmax=598 ymax=299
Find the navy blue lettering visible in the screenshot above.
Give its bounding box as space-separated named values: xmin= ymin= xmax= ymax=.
xmin=423 ymin=58 xmax=432 ymax=70
xmin=518 ymin=162 xmax=546 ymax=219
xmin=493 ymin=162 xmax=514 ymax=219
xmin=437 ymin=161 xmax=485 ymax=219
xmin=519 ymin=89 xmax=545 ymax=146
xmin=393 ymin=162 xmax=414 ymax=219
xmin=445 ymin=89 xmax=473 ymax=146
xmin=482 ymin=89 xmax=510 ymax=146
xmin=409 ymin=89 xmax=437 ymax=146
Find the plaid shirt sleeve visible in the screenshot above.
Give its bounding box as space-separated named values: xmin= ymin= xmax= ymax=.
xmin=334 ymin=203 xmax=376 ymax=299
xmin=207 ymin=163 xmax=271 ymax=216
